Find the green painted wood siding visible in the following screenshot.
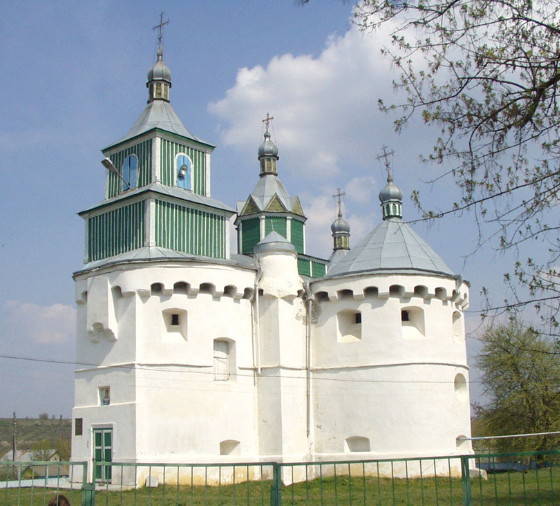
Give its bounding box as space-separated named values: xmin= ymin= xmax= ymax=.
xmin=87 ymin=202 xmax=145 ymax=261
xmin=155 ymin=200 xmax=225 ymax=258
xmin=265 ymin=217 xmax=287 ymax=238
xmin=291 ymin=219 xmax=305 ymax=254
xmin=298 ymin=257 xmax=311 ymax=277
xmin=241 ymin=218 xmax=260 ymax=255
xmin=311 ymin=260 xmax=327 ymax=278
xmin=107 ymin=141 xmax=152 ymax=198
xmin=160 ymin=139 xmax=206 ymax=195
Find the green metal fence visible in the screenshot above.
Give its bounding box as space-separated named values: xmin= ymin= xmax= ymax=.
xmin=1 ymin=451 xmax=559 ymax=505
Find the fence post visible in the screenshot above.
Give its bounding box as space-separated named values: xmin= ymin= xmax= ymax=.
xmin=81 ymin=482 xmax=95 ymax=506
xmin=81 ymin=461 xmax=95 ymax=506
xmin=460 ymin=456 xmax=472 ymax=506
xmin=270 ymin=462 xmax=282 ymax=506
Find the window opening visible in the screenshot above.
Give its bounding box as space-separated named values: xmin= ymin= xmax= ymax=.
xmin=337 ymin=310 xmax=362 ymax=342
xmin=345 ymin=436 xmax=370 ymax=452
xmin=176 ymin=154 xmax=192 ymax=190
xmin=214 ymin=340 xmax=230 ymax=381
xmin=121 ymin=155 xmax=138 ymax=191
xmin=75 ymin=418 xmax=83 ymax=436
xmin=401 ymin=306 xmax=425 ymax=338
xmin=171 ymin=314 xmax=180 ymax=326
xmin=99 ymin=387 xmax=110 ymax=406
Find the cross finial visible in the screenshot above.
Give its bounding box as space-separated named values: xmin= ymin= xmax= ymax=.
xmin=262 ymin=113 xmax=274 ymax=133
xmin=376 ymin=145 xmax=395 ymax=170
xmin=332 ymin=187 xmax=345 ymax=218
xmin=376 ymin=145 xmax=395 ymax=182
xmin=153 ymin=12 xmax=170 ymax=47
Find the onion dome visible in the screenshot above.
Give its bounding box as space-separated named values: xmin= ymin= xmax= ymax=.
xmin=259 ymin=129 xmax=279 ymax=176
xmin=379 ymin=172 xmax=403 ymax=220
xmin=258 ymin=131 xmax=279 ymax=158
xmin=147 ymin=46 xmax=172 ymax=103
xmin=329 ymin=189 xmax=350 ymax=263
xmin=331 ymin=216 xmax=350 ymax=234
xmin=327 ymin=173 xmax=454 ymax=278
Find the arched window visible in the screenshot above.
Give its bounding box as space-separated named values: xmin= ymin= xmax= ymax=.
xmin=176 ymin=154 xmax=193 ymax=190
xmin=452 ymin=311 xmax=463 ymax=339
xmin=214 ymin=339 xmax=236 ymax=381
xmin=121 ymin=155 xmax=138 ymax=190
xmin=401 ymin=306 xmax=425 ymax=338
xmin=345 ymin=436 xmax=370 ymax=452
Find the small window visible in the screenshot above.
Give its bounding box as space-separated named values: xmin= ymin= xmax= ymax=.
xmin=75 ymin=418 xmax=83 ymax=436
xmin=99 ymin=387 xmax=110 ymax=406
xmin=163 ymin=309 xmax=187 ymax=339
xmin=176 ymin=154 xmax=193 ymax=190
xmin=121 ymin=155 xmax=138 ymax=191
xmin=401 ymin=306 xmax=425 ymax=338
xmin=337 ymin=310 xmax=362 ymax=342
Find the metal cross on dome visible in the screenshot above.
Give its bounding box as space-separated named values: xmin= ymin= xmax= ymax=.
xmin=332 ymin=187 xmax=345 ymax=217
xmin=153 ymin=12 xmax=170 ymax=47
xmin=262 ymin=113 xmax=274 ymax=133
xmin=376 ymin=145 xmax=395 ymax=170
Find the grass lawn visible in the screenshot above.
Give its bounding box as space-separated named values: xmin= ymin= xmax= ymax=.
xmin=1 ymin=467 xmax=559 ymax=504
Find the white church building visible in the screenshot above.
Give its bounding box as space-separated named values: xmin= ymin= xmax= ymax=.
xmin=71 ymin=41 xmax=472 ymax=482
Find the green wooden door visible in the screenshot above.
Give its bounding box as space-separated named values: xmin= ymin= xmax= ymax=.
xmin=93 ymin=428 xmax=112 ymax=482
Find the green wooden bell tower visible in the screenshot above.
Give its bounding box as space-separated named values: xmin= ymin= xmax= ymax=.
xmin=79 ymin=42 xmax=234 ymax=266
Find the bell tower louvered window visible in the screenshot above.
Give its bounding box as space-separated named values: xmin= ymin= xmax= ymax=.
xmin=176 ymin=154 xmax=193 ymax=190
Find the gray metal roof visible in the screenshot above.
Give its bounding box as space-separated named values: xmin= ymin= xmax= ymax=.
xmin=79 ymin=182 xmax=234 ymax=216
xmin=75 ymin=247 xmax=257 ymax=275
xmin=237 ymin=174 xmax=297 ymax=214
xmin=255 ymin=231 xmax=296 ymax=254
xmin=111 ymin=100 xmax=209 ymax=147
xmin=326 ymin=218 xmax=455 ymax=278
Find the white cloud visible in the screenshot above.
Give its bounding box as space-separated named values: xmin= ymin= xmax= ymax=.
xmin=209 ymin=27 xmax=403 ymax=179
xmin=302 ymin=175 xmax=379 ymax=258
xmin=3 ymin=301 xmax=76 ymax=344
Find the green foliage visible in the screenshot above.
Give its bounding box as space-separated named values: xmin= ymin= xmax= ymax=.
xmin=353 ymin=0 xmax=560 ymax=324
xmin=0 ymin=417 xmax=71 ymax=458
xmin=30 ymin=439 xmax=56 ymax=462
xmin=477 ymin=320 xmax=560 ymax=452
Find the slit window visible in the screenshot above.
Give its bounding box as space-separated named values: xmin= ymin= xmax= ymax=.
xmin=75 ymin=418 xmax=83 ymax=436
xmin=171 ymin=314 xmax=180 ymax=326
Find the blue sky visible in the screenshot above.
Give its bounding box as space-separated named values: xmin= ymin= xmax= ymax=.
xmin=0 ymin=1 xmax=529 ymax=417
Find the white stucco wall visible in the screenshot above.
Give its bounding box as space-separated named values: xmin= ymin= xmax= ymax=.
xmin=309 ymin=273 xmax=471 ymax=460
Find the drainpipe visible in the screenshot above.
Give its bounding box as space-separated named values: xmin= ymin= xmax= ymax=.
xmin=252 ymin=265 xmax=264 ymax=374
xmin=303 ymin=281 xmax=312 ymax=438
